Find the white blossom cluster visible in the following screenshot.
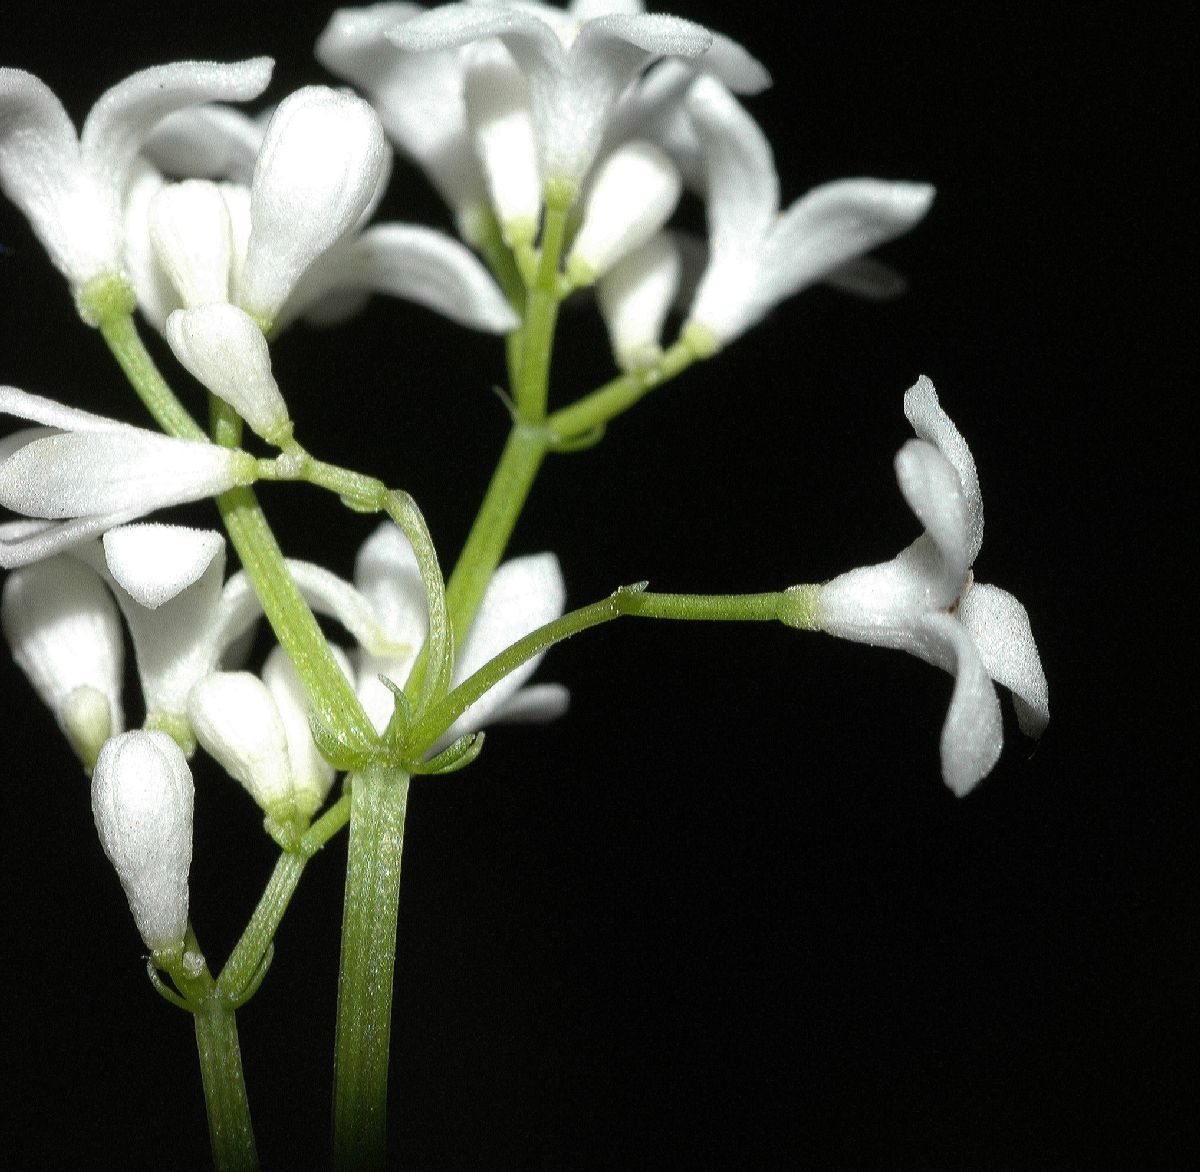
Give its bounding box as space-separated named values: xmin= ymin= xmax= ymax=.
xmin=0 ymin=1 xmax=1044 ymax=960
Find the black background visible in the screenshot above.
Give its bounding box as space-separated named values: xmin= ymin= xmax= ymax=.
xmin=1 ymin=2 xmax=1192 ymax=1168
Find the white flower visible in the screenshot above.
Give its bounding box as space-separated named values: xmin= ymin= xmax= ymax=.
xmin=1 ymin=554 xmax=125 ymax=767
xmin=0 ymin=59 xmax=272 ymax=295
xmin=91 ymin=729 xmax=194 ymax=956
xmin=125 ymin=91 xmax=516 ymax=335
xmin=352 ymin=521 xmax=569 ymax=743
xmin=387 ymin=1 xmax=715 ymax=192
xmin=683 ymin=76 xmax=935 ymax=351
xmin=0 ymin=386 xmax=254 ymax=568
xmin=801 ymin=378 xmax=1048 ymax=796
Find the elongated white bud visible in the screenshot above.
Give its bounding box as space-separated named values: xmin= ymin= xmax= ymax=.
xmin=92 ymin=730 xmax=193 ymax=956
xmin=148 ymin=180 xmax=234 ymax=308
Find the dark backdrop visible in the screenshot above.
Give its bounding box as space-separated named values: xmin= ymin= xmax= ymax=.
xmin=2 ymin=2 xmax=1191 ymax=1168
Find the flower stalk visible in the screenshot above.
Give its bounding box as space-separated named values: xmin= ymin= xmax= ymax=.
xmin=333 ymin=764 xmax=411 ymax=1172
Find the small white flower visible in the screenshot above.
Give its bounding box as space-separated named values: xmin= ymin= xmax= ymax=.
xmin=0 ymin=59 xmax=272 ymax=295
xmin=0 ymin=386 xmax=254 ymax=568
xmin=1 ymin=554 xmax=124 ymax=767
xmin=800 ymin=378 xmax=1049 ymax=796
xmin=352 ymin=521 xmax=569 ymax=742
xmin=683 ymin=76 xmax=935 ymax=351
xmin=91 ymin=729 xmax=194 ymax=956
xmin=387 ymin=2 xmax=714 ymax=192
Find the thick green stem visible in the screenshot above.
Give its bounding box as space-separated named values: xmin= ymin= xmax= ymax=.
xmin=193 ymin=996 xmax=259 ymax=1172
xmin=333 ymin=765 xmax=411 ymax=1172
xmin=514 ymin=190 xmax=571 ymax=422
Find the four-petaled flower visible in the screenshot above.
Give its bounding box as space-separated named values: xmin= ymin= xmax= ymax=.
xmin=793 ymin=378 xmax=1049 ymax=795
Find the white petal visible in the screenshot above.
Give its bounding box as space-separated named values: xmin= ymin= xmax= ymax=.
xmin=823 ymin=256 xmax=908 ymax=300
xmin=0 ymin=513 xmax=154 ymax=568
xmin=0 ymin=68 xmax=119 ymax=284
xmin=597 ymin=230 xmax=682 ymax=371
xmin=263 ymin=643 xmax=351 ymax=814
xmin=123 ymin=161 xmax=181 ymax=330
xmin=293 ymin=223 xmax=519 ymax=333
xmin=571 ymin=0 xmax=644 ymax=17
xmin=141 ymin=104 xmax=264 ymax=183
xmin=92 ymin=730 xmax=193 ymax=954
xmin=189 ymin=672 xmax=295 ymax=813
xmin=444 ymin=551 xmax=565 ymax=740
xmin=567 ymin=140 xmax=681 ymax=283
xmin=957 ymin=581 xmax=1049 ymax=738
xmin=102 ymin=523 xmax=223 ymax=609
xmin=165 ymin=305 xmax=291 ymax=441
xmin=96 ymin=533 xmax=227 ymax=719
xmin=894 ymin=439 xmax=972 ymax=591
xmin=754 ymin=178 xmax=935 ymax=326
xmin=903 ymin=377 xmax=983 ymax=564
xmin=79 ymin=58 xmax=273 ymax=215
xmin=1 ymin=384 xmax=139 ymax=435
xmin=2 ymin=555 xmax=125 ymax=739
xmin=238 ymin=87 xmax=389 ymax=324
xmin=463 ymin=40 xmax=542 ymax=243
xmin=352 ymin=521 xmax=427 ymax=730
xmin=0 ymin=429 xmax=245 ymax=519
xmin=148 ymin=180 xmax=234 ymax=308
xmin=319 ymin=4 xmax=486 ymax=218
xmin=918 ymin=613 xmax=1004 ymax=796
xmin=494 ymin=681 xmax=570 ymax=723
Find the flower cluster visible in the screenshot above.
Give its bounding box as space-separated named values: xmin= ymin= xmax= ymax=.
xmin=1 ymin=1 xmax=1044 ymax=1030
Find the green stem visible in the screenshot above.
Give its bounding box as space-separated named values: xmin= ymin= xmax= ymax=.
xmin=411 ymin=587 xmax=801 ymax=752
xmin=547 ymin=334 xmax=701 ymax=442
xmin=98 ymin=313 xmax=206 ymax=440
xmin=218 ymin=851 xmax=306 ymax=1002
xmin=193 ymin=995 xmax=259 ymax=1172
xmin=514 ymin=190 xmax=571 ymax=422
xmin=333 ymin=765 xmax=411 ymax=1172
xmin=444 ymin=424 xmax=550 ymax=644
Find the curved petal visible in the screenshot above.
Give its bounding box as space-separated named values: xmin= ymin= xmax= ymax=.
xmin=903 ymin=377 xmax=982 ymax=563
xmin=754 ymin=178 xmax=934 ymax=319
xmin=102 ymin=523 xmax=223 ymax=609
xmin=957 ymin=581 xmax=1049 ymax=738
xmin=443 ymin=551 xmax=565 ymax=741
xmin=2 ymin=554 xmax=126 ymax=737
xmin=294 ymin=223 xmax=519 ymax=333
xmin=0 ymin=511 xmax=156 ymax=568
xmin=141 ymin=104 xmax=265 ymax=183
xmin=79 ymin=58 xmax=273 ymax=208
xmin=894 ymin=439 xmax=972 ymax=591
xmin=597 ymin=229 xmax=682 ymax=371
xmin=123 ymin=161 xmax=182 ymax=329
xmin=165 ymin=304 xmax=290 ymax=441
xmin=238 ymin=87 xmax=389 ymax=324
xmin=912 ymin=612 xmax=1004 ymax=796
xmin=0 ymin=68 xmax=118 ymax=283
